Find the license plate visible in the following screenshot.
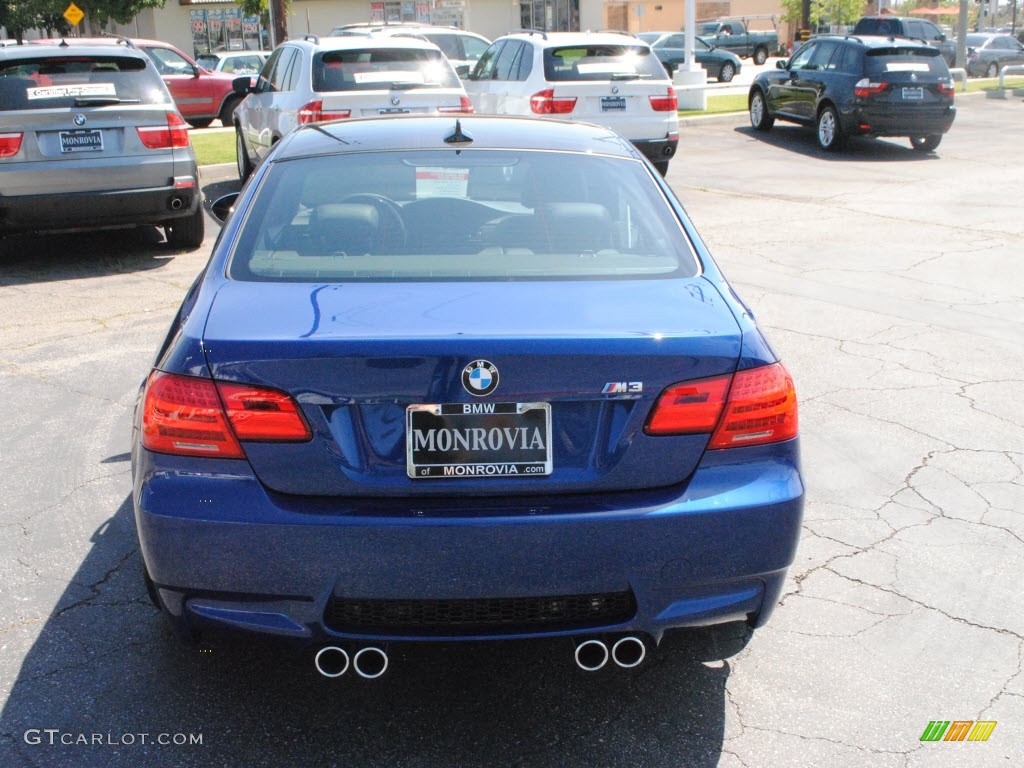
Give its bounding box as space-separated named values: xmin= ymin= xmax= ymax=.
xmin=601 ymin=96 xmax=626 ymax=112
xmin=379 ymin=107 xmax=411 ymax=115
xmin=407 ymin=402 xmax=552 ymax=479
xmin=902 ymin=87 xmax=924 ymax=101
xmin=60 ymin=129 xmax=103 ymax=153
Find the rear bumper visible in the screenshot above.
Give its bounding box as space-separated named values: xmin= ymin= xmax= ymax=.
xmin=133 ymin=439 xmax=804 ymax=643
xmin=847 ymin=104 xmax=956 ymax=137
xmin=630 ymin=135 xmax=680 ymax=165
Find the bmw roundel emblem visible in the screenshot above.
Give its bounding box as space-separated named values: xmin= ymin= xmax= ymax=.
xmin=611 ymin=85 xmax=619 ymax=95
xmin=73 ymin=114 xmax=87 ymax=126
xmin=391 ymin=96 xmax=401 ymax=106
xmin=462 ymin=360 xmax=499 ymax=396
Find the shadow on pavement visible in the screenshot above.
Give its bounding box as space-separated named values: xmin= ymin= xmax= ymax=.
xmin=735 ymin=124 xmax=942 ymax=160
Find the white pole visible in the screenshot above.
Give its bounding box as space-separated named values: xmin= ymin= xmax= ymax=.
xmin=685 ymin=0 xmax=695 ymax=66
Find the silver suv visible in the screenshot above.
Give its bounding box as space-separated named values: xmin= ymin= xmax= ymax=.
xmin=0 ymin=43 xmax=203 ymax=247
xmin=233 ymin=34 xmax=473 ymax=180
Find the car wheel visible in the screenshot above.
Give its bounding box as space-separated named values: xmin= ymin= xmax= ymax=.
xmin=816 ymin=105 xmax=846 ymax=151
xmin=219 ymin=95 xmax=243 ymax=126
xmin=165 ymin=204 xmax=205 ymax=249
xmin=910 ymin=134 xmax=942 ymax=152
xmin=186 ymin=118 xmax=213 ymax=129
xmin=236 ymin=128 xmax=253 ymax=182
xmin=749 ymin=90 xmax=774 ymax=132
xmin=986 ymin=62 xmax=999 ymax=78
xmin=719 ymin=62 xmax=735 ymax=83
xmin=753 ymin=47 xmax=769 ymax=66
xmin=653 ymin=160 xmax=669 ymax=177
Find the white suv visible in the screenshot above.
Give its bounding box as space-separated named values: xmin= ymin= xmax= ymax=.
xmin=233 ymin=34 xmax=472 ymax=180
xmin=329 ymin=23 xmax=490 ymax=77
xmin=463 ymin=31 xmax=678 ymax=175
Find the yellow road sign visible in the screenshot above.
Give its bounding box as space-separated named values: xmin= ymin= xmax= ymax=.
xmin=64 ymin=3 xmax=85 ymax=27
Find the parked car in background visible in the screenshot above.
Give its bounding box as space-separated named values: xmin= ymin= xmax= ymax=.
xmin=132 ymin=114 xmax=804 ymax=675
xmin=329 ymin=23 xmax=490 ymax=76
xmin=31 ymin=37 xmax=243 ymax=128
xmin=233 ymin=35 xmax=472 ymax=180
xmin=0 ymin=43 xmax=203 ymax=246
xmin=195 ymin=50 xmax=271 ymax=76
xmin=852 ymin=16 xmax=956 ymax=66
xmin=696 ymin=20 xmax=777 ymax=65
xmin=464 ymin=31 xmax=678 ymax=175
xmin=637 ymin=31 xmax=743 ymax=81
xmin=748 ymin=35 xmax=956 ymax=152
xmin=961 ymin=33 xmax=1024 ymax=77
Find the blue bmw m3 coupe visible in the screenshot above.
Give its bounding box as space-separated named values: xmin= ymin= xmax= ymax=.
xmin=131 ymin=115 xmax=803 ymax=678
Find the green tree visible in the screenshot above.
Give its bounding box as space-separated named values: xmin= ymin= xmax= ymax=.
xmin=780 ymin=0 xmax=866 ymax=28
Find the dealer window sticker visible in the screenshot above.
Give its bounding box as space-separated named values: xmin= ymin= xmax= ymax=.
xmin=416 ymin=167 xmax=470 ymax=199
xmin=27 ymin=83 xmax=117 ymax=100
xmin=885 ymin=62 xmax=930 ymax=73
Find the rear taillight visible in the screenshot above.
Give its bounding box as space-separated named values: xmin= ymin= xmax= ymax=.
xmin=438 ymin=96 xmax=475 ymax=114
xmin=297 ymin=100 xmax=351 ymax=125
xmin=0 ymin=132 xmax=23 ymax=158
xmin=937 ymin=82 xmax=955 ymax=97
xmin=530 ymin=89 xmax=576 ymax=115
xmin=141 ymin=371 xmax=310 ymax=458
xmin=136 ymin=112 xmax=190 ymax=149
xmin=649 ymin=87 xmax=678 ymax=112
xmin=854 ymin=78 xmax=889 ymax=98
xmin=645 ymin=362 xmax=798 ymax=449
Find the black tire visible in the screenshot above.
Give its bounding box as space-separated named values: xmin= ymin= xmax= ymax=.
xmin=219 ymin=95 xmax=243 ymax=126
xmin=653 ymin=160 xmax=669 ymax=177
xmin=986 ymin=62 xmax=999 ymax=79
xmin=718 ymin=62 xmax=735 ymax=83
xmin=165 ymin=204 xmax=205 ymax=249
xmin=186 ymin=118 xmax=213 ymax=129
xmin=816 ymin=104 xmax=846 ymax=151
xmin=749 ymin=89 xmax=774 ymax=132
xmin=753 ymin=46 xmax=769 ymax=66
xmin=236 ymin=127 xmax=253 ymax=181
xmin=910 ymin=134 xmax=942 ymax=152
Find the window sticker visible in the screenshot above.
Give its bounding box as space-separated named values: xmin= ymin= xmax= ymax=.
xmin=885 ymin=62 xmax=930 ymax=72
xmin=353 ymin=70 xmax=424 ymax=84
xmin=416 ymin=167 xmax=469 ymax=198
xmin=27 ymin=83 xmax=117 ymax=100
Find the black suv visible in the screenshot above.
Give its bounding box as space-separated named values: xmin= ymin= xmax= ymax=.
xmin=852 ymin=17 xmax=956 ymax=66
xmin=748 ymin=35 xmax=956 ymax=152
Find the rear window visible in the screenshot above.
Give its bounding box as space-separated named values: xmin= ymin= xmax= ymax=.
xmin=543 ymin=45 xmax=667 ymax=82
xmin=227 ymin=149 xmax=697 ymax=282
xmin=853 ymin=19 xmax=902 ymax=36
xmin=865 ymin=46 xmax=948 ymax=77
xmin=0 ymin=55 xmax=169 ymax=111
xmin=313 ymin=48 xmax=460 ymax=91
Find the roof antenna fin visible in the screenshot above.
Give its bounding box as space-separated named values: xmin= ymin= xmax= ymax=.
xmin=444 ymin=120 xmax=473 ymax=146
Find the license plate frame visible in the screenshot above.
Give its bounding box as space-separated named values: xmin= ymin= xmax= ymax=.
xmin=378 ymin=107 xmax=411 ymax=115
xmin=406 ymin=402 xmax=552 ymax=479
xmin=901 ymin=86 xmax=924 ymax=101
xmin=601 ymin=96 xmax=626 ymax=112
xmin=59 ymin=129 xmax=103 ymax=153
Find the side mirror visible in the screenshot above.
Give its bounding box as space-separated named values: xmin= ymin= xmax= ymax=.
xmin=776 ymin=59 xmax=788 ymax=69
xmin=455 ymin=63 xmax=471 ymax=79
xmin=191 ymin=65 xmax=200 ymax=79
xmin=211 ymin=193 xmax=238 ymax=224
xmin=232 ymin=75 xmax=254 ymax=95
xmin=937 ymin=34 xmax=946 ymax=42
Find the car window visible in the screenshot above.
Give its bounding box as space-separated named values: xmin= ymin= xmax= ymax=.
xmin=667 ymin=35 xmax=687 ymax=48
xmin=227 ymin=149 xmax=697 ymax=282
xmin=493 ymin=41 xmax=522 ymax=81
xmin=806 ymin=41 xmax=839 ymax=70
xmin=471 ymin=41 xmax=504 ymax=80
xmin=865 ymin=46 xmax=947 ymax=76
xmin=853 ymin=18 xmax=898 ymax=36
xmin=281 ymin=48 xmax=302 ymax=91
xmin=0 ymin=55 xmax=169 ymax=111
xmin=511 ymin=43 xmax=533 ymax=81
xmin=144 ymin=46 xmax=193 ymax=76
xmin=543 ymin=45 xmax=666 ymax=81
xmin=921 ymin=21 xmax=942 ymax=40
xmin=834 ymin=44 xmax=861 ymax=74
xmin=694 ymin=38 xmax=711 ymax=52
xmin=788 ymin=42 xmax=817 ymax=70
xmin=223 ymin=55 xmax=263 ymax=74
xmin=269 ymin=47 xmax=298 ymax=91
xmin=313 ymin=48 xmax=461 ymax=91
xmin=906 ymin=21 xmax=924 ymax=39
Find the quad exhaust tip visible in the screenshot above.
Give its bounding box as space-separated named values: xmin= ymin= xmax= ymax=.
xmin=574 ymin=636 xmax=648 ymax=671
xmin=314 ymin=645 xmax=388 ymax=679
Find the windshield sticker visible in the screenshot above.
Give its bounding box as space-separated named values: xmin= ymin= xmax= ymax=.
xmin=353 ymin=70 xmax=424 ymax=84
xmin=885 ymin=62 xmax=930 ymax=72
xmin=576 ymin=62 xmax=636 ymax=74
xmin=416 ymin=167 xmax=469 ymax=198
xmin=27 ymin=83 xmax=117 ymax=100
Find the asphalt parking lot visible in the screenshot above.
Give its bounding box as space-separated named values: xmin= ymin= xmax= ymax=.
xmin=1 ymin=94 xmax=1022 ymax=767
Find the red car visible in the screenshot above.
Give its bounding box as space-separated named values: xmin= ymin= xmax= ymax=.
xmin=31 ymin=37 xmax=243 ymax=128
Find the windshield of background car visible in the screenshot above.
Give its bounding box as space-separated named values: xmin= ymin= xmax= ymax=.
xmin=964 ymin=35 xmax=990 ymax=48
xmin=543 ymin=45 xmax=667 ymax=81
xmin=313 ymin=48 xmax=460 ymax=90
xmin=864 ymin=46 xmax=948 ymax=77
xmin=228 ymin=149 xmax=697 ymax=282
xmin=0 ymin=55 xmax=169 ymax=111
xmin=423 ymin=33 xmax=489 ymax=62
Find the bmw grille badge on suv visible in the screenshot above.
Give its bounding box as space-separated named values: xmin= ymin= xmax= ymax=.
xmin=462 ymin=360 xmax=499 ymax=396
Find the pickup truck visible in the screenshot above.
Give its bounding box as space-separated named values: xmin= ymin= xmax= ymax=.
xmin=851 ymin=17 xmax=956 ymax=66
xmin=696 ymin=20 xmax=778 ymax=65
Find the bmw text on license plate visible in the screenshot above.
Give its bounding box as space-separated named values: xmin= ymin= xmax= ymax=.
xmin=601 ymin=96 xmax=626 ymax=111
xmin=406 ymin=402 xmax=552 ymax=479
xmin=902 ymin=87 xmax=924 ymax=100
xmin=60 ymin=130 xmax=103 ymax=153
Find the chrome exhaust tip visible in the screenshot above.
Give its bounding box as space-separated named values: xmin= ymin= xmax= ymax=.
xmin=353 ymin=646 xmax=389 ymax=679
xmin=169 ymin=197 xmax=185 ymax=211
xmin=314 ymin=646 xmax=350 ymax=678
xmin=574 ymin=639 xmax=609 ymax=671
xmin=611 ymin=636 xmax=647 ymax=668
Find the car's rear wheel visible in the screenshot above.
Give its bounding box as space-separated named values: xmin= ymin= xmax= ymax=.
xmin=719 ymin=62 xmax=736 ymax=83
xmin=753 ymin=47 xmax=769 ymax=66
xmin=219 ymin=95 xmax=243 ymax=126
xmin=986 ymin=62 xmax=999 ymax=78
xmin=816 ymin=105 xmax=846 ymax=151
xmin=164 ymin=205 xmax=205 ymax=249
xmin=236 ymin=127 xmax=253 ymax=181
xmin=749 ymin=90 xmax=774 ymax=132
xmin=910 ymin=134 xmax=942 ymax=152
xmin=186 ymin=118 xmax=213 ymax=129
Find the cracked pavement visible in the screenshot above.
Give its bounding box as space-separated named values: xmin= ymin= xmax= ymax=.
xmin=1 ymin=97 xmax=1022 ymax=767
